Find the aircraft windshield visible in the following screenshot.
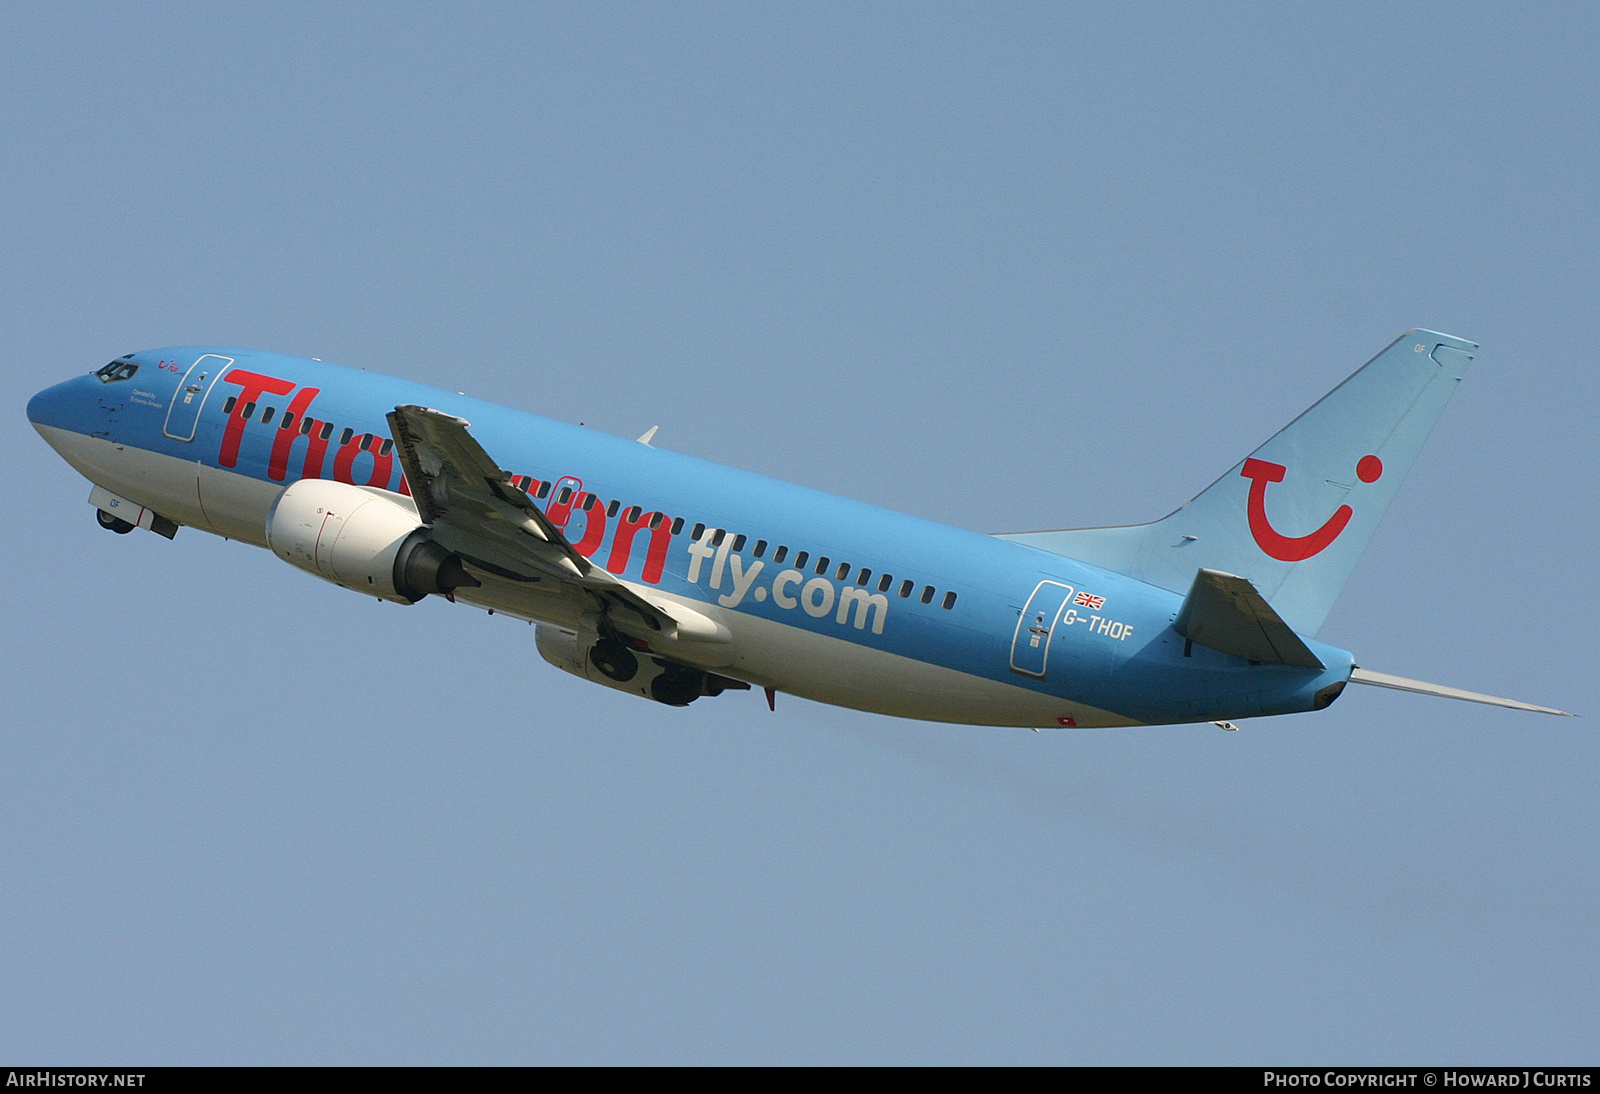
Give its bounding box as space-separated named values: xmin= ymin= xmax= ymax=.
xmin=94 ymin=359 xmax=139 ymax=383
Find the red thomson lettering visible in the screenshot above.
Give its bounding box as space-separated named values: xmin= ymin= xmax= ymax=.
xmin=570 ymin=492 xmax=607 ymax=558
xmin=268 ymin=387 xmax=322 ymax=481
xmin=333 ymin=433 xmax=395 ymax=489
xmin=300 ymin=420 xmax=332 ymax=481
xmin=218 ymin=369 xmax=295 ymax=468
xmin=605 ymin=510 xmax=673 ymax=584
xmin=507 ymin=474 xmax=546 ymax=501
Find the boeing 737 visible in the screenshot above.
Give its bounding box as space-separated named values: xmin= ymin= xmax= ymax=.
xmin=27 ymin=330 xmax=1570 ymax=727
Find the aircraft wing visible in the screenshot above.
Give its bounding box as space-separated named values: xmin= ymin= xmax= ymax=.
xmin=386 ymin=404 xmax=711 ymax=642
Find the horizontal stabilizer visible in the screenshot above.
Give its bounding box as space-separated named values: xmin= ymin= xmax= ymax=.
xmin=1348 ymin=668 xmax=1573 ymax=716
xmin=1174 ymin=568 xmax=1324 ymax=669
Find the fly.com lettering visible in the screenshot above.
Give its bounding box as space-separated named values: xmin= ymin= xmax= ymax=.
xmin=685 ymin=529 xmax=889 ymax=634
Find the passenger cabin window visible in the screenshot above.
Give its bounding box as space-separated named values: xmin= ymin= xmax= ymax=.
xmin=261 ymin=406 xmax=276 ymax=424
xmin=877 ymin=573 xmax=893 ymax=593
xmin=773 ymin=546 xmax=788 ymax=564
xmin=223 ymin=396 xmax=237 ymax=414
xmin=753 ymin=540 xmax=767 ymax=558
xmin=732 ymin=534 xmax=746 ymax=552
xmin=670 ymin=517 xmax=684 ymax=535
xmin=319 ymin=421 xmax=334 ymax=440
xmin=339 ymin=427 xmax=353 ymax=446
xmin=711 ymin=529 xmax=726 ymax=547
xmin=582 ymin=495 xmax=597 ymax=511
xmin=242 ymin=401 xmax=257 ymax=420
xmin=280 ymin=412 xmax=296 ymax=431
xmin=379 ymin=438 xmax=392 ymax=456
xmin=649 ymin=512 xmax=664 ymax=530
xmin=942 ymin=591 xmax=958 ymax=610
xmin=537 ymin=481 xmax=551 ymax=500
xmin=607 ymin=499 xmax=620 ymax=518
xmin=94 ymin=360 xmax=139 ymax=383
xmin=793 ymin=551 xmax=809 ymax=569
xmin=899 ymin=580 xmax=914 ymax=598
xmin=299 ymin=417 xmax=314 ymax=435
xmin=920 ymin=585 xmax=936 ymax=604
xmin=857 ymin=568 xmax=871 ymax=586
xmin=835 ymin=562 xmax=850 ymax=581
xmin=692 ymin=523 xmax=705 ymax=540
xmin=359 ymin=433 xmax=372 ymax=451
xmin=815 ymin=556 xmax=830 ymax=575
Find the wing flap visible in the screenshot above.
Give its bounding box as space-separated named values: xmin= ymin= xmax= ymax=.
xmin=387 ymin=405 xmax=696 ymax=639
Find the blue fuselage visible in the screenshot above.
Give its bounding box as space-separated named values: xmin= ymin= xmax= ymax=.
xmin=29 ymin=347 xmax=1354 ymax=726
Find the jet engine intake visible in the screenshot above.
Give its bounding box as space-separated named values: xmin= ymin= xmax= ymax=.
xmin=266 ymin=478 xmax=478 ymax=604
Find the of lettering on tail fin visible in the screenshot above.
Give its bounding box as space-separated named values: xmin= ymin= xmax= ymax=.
xmin=998 ymin=330 xmax=1477 ymax=636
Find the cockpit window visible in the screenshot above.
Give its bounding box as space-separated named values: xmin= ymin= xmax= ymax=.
xmin=94 ymin=359 xmax=139 ymax=383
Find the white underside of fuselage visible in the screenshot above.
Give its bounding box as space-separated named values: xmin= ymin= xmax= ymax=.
xmin=35 ymin=423 xmax=283 ymax=546
xmin=34 ymin=424 xmax=1139 ymax=728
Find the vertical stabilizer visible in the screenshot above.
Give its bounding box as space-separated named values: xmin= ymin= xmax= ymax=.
xmin=998 ymin=330 xmax=1476 ymax=635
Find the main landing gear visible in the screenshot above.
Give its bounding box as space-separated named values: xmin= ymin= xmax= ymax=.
xmin=589 ymin=636 xmax=640 ymax=683
xmin=95 ymin=509 xmax=135 ymax=535
xmin=581 ymin=628 xmax=751 ymax=707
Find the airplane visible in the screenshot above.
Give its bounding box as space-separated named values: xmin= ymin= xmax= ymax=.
xmin=26 ymin=329 xmax=1571 ymax=728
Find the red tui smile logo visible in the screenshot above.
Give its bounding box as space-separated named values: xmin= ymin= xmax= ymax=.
xmin=1241 ymin=454 xmax=1383 ymax=561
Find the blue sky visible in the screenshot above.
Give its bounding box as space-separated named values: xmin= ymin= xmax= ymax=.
xmin=3 ymin=2 xmax=1595 ymax=1063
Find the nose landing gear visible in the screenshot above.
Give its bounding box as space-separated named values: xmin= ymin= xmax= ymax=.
xmin=95 ymin=509 xmax=135 ymax=535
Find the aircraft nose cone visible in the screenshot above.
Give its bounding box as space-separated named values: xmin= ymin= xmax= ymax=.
xmin=27 ymin=375 xmax=94 ymax=432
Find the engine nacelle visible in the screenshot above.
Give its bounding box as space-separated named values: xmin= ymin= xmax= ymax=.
xmin=535 ymin=624 xmax=749 ymax=707
xmin=266 ymin=479 xmax=478 ymax=604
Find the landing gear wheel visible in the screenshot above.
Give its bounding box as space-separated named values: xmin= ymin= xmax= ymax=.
xmin=649 ymin=662 xmax=703 ymax=707
xmin=96 ymin=509 xmax=135 ymax=534
xmin=589 ymin=638 xmax=639 ymax=683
